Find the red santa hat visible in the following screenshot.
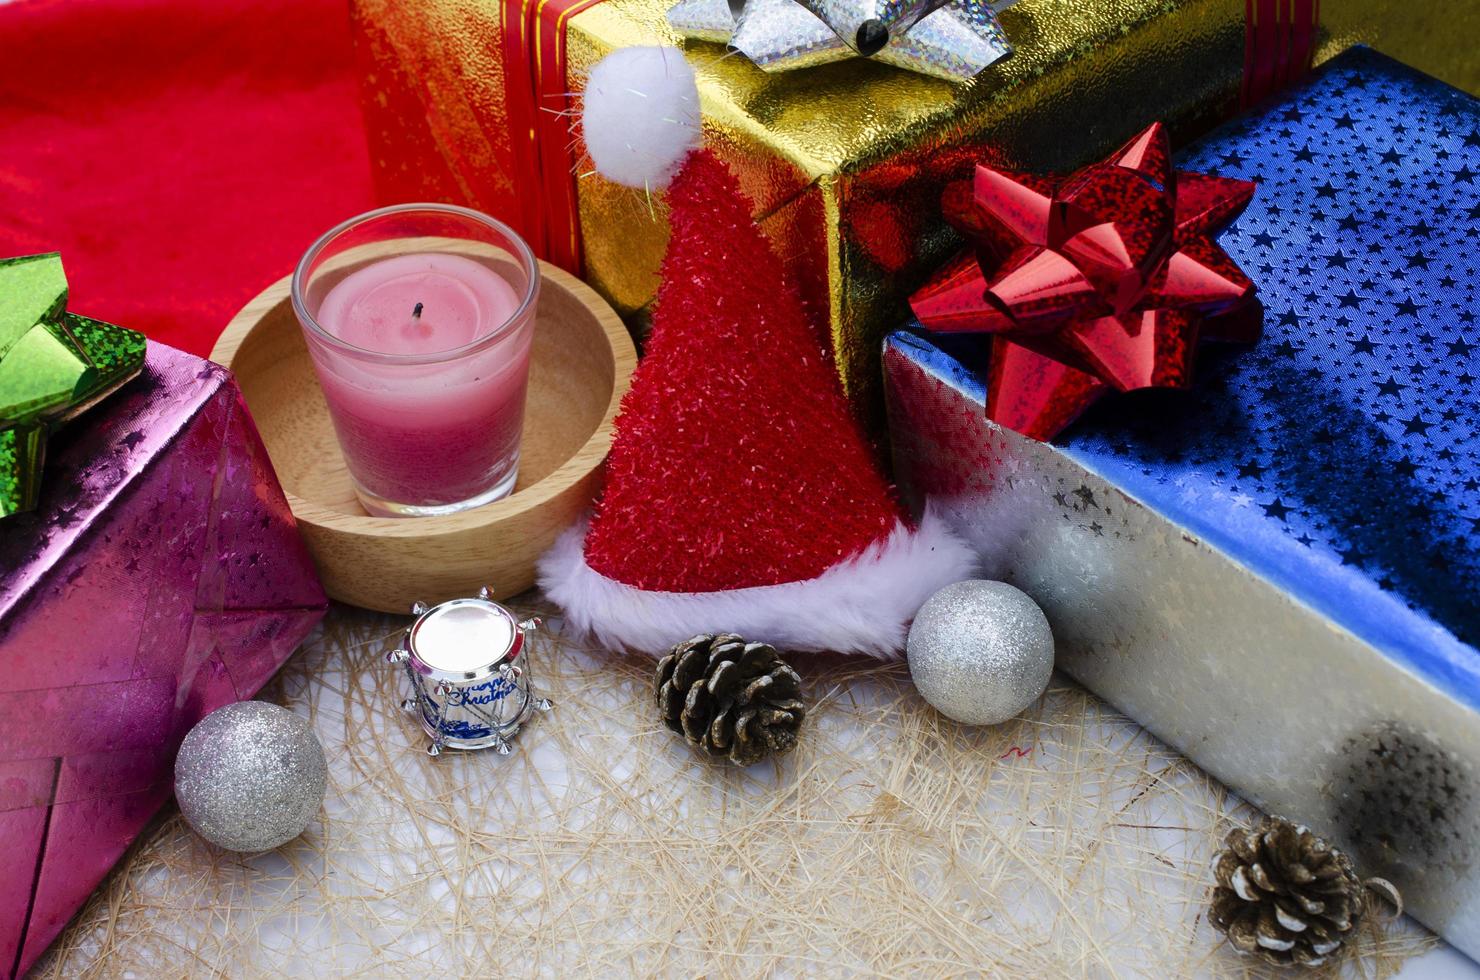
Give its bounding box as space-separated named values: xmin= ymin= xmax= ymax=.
xmin=538 ymin=47 xmax=974 ymax=657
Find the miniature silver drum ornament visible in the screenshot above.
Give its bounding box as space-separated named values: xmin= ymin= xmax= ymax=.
xmin=385 ymin=587 xmax=552 ymax=755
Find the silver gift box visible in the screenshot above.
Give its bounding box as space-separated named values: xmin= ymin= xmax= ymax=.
xmin=884 ymin=331 xmax=1480 ymax=960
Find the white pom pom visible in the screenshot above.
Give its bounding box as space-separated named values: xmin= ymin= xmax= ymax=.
xmin=581 ymin=46 xmax=701 ymax=190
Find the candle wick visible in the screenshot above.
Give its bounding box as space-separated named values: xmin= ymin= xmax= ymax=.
xmin=412 ymin=302 xmax=424 ymax=320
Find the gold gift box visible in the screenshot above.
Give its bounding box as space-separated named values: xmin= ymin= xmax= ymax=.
xmin=352 ymin=0 xmax=1475 ymax=423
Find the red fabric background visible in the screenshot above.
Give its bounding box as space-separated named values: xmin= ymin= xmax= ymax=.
xmin=0 ymin=0 xmax=375 ymax=357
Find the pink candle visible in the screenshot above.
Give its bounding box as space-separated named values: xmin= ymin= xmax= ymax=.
xmin=318 ymin=253 xmax=520 ymax=356
xmin=293 ymin=207 xmax=539 ymax=517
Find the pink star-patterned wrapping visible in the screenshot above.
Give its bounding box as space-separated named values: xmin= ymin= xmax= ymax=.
xmin=0 ymin=343 xmax=326 ymax=979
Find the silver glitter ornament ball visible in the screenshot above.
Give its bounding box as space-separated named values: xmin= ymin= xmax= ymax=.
xmin=907 ymin=580 xmax=1054 ymax=726
xmin=175 ymin=701 xmax=327 ymax=852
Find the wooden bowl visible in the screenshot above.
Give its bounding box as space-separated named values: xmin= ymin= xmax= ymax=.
xmin=212 ymin=261 xmax=634 ymax=612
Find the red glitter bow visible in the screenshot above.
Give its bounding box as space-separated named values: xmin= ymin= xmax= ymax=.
xmin=909 ymin=122 xmax=1261 ymax=441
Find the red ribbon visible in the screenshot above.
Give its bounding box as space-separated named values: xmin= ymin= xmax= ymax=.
xmin=1244 ymin=0 xmax=1319 ymax=108
xmin=909 ymin=123 xmax=1262 ymax=441
xmin=500 ymin=0 xmax=606 ymax=274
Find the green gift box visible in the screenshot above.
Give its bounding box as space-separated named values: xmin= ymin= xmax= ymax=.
xmin=0 ymin=253 xmax=146 ymax=517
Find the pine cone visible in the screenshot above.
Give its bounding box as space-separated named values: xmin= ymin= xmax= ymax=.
xmin=654 ymin=634 xmax=805 ymax=766
xmin=1209 ymin=816 xmax=1368 ymax=968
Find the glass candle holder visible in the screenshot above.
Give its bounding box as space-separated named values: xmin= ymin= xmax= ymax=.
xmin=292 ymin=204 xmax=538 ymax=517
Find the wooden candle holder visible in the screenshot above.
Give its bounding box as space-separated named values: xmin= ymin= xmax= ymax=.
xmin=212 ymin=262 xmax=635 ymax=612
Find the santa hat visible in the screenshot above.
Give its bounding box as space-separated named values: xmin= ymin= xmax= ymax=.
xmin=538 ymin=47 xmax=974 ymax=658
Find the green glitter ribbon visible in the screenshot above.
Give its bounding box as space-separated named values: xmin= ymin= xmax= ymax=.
xmin=0 ymin=253 xmax=146 ymax=517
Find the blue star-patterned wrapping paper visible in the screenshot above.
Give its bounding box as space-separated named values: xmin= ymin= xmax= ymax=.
xmin=895 ymin=46 xmax=1480 ymax=700
xmin=1077 ymin=46 xmax=1478 ymax=684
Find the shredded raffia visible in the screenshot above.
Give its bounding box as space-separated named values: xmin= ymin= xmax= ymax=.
xmin=35 ymin=601 xmax=1435 ymax=977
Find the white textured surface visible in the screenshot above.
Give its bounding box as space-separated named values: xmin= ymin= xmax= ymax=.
xmin=36 ymin=600 xmax=1451 ymax=976
xmin=1400 ymin=946 xmax=1480 ymax=978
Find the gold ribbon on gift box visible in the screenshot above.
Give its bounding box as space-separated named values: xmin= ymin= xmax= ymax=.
xmin=350 ymin=0 xmax=1476 ymax=423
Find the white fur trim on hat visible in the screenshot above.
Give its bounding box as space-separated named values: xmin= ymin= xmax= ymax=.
xmin=537 ymin=507 xmax=977 ymax=658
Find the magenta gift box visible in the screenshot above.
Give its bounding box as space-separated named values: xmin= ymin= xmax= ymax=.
xmin=0 ymin=343 xmax=327 ymax=978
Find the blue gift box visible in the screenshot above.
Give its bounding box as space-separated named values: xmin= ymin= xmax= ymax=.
xmin=885 ymin=47 xmax=1480 ymax=957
